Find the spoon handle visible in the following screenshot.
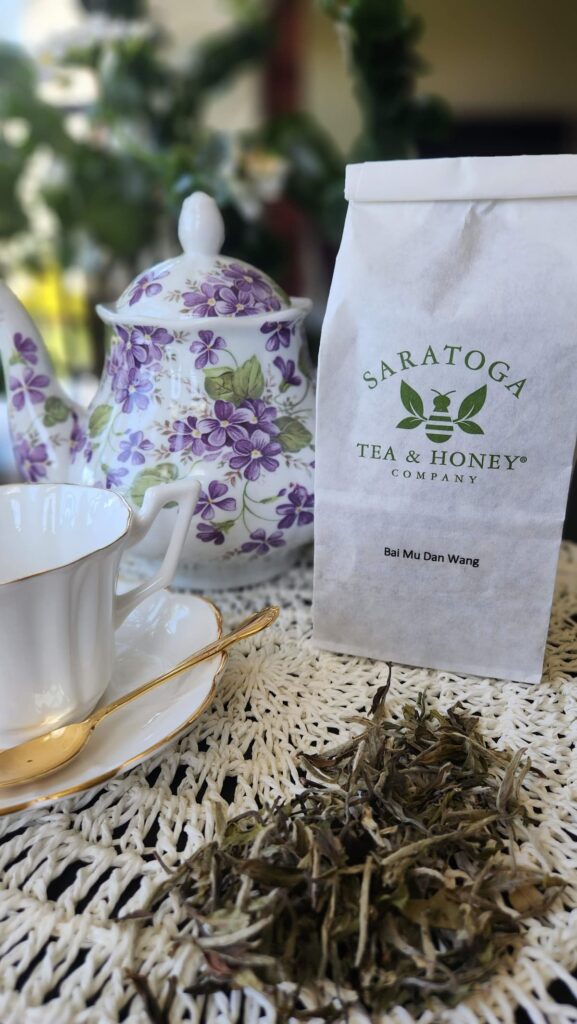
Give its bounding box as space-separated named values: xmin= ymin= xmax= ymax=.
xmin=91 ymin=605 xmax=279 ymax=727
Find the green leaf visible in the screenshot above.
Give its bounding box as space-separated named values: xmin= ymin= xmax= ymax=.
xmin=456 ymin=385 xmax=487 ymax=422
xmin=231 ymin=355 xmax=265 ymax=402
xmin=43 ymin=396 xmax=71 ymax=427
xmin=400 ymin=380 xmax=424 ymax=419
xmin=216 ymin=518 xmax=237 ymax=534
xmin=130 ymin=463 xmax=178 ymax=508
xmin=455 ymin=419 xmax=484 ymax=435
xmin=276 ymin=415 xmax=313 ymax=453
xmin=204 ymin=367 xmax=236 ymax=403
xmin=396 ymin=416 xmax=422 ymax=430
xmin=88 ymin=403 xmax=113 ymax=437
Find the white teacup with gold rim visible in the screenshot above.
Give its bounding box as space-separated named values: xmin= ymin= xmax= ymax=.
xmin=0 ymin=479 xmax=200 ymax=748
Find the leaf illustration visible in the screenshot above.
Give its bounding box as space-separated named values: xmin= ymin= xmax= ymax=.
xmin=455 ymin=419 xmax=484 ymax=435
xmin=231 ymin=356 xmax=265 ymax=402
xmin=400 ymin=381 xmax=424 ymax=419
xmin=88 ymin=403 xmax=112 ymax=437
xmin=396 ymin=416 xmax=423 ymax=430
xmin=456 ymin=385 xmax=487 ymax=423
xmin=43 ymin=396 xmax=70 ymax=428
xmin=204 ymin=367 xmax=236 ymax=403
xmin=276 ymin=415 xmax=313 ymax=453
xmin=130 ymin=463 xmax=179 ymax=508
xmin=216 ymin=518 xmax=236 ymax=534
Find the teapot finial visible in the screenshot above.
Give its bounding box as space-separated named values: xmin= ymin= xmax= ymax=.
xmin=178 ymin=192 xmax=225 ymax=257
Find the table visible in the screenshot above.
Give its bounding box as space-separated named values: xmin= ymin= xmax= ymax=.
xmin=1 ymin=548 xmax=577 ymax=1024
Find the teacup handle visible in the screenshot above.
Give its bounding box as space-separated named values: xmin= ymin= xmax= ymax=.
xmin=113 ymin=478 xmax=200 ymax=628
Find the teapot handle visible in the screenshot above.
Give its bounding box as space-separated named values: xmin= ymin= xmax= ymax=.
xmin=113 ymin=479 xmax=200 ymax=628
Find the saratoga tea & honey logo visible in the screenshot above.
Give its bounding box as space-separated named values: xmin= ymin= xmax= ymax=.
xmin=356 ymin=344 xmax=528 ymax=486
xmin=396 ymin=382 xmax=486 ymax=443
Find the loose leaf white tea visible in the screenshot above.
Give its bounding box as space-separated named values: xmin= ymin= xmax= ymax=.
xmin=313 ymin=156 xmax=577 ymax=682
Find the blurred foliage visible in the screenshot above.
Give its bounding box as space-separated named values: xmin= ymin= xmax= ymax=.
xmin=320 ymin=0 xmax=450 ymax=160
xmin=0 ymin=0 xmax=449 ymax=313
xmin=81 ymin=0 xmax=147 ymax=16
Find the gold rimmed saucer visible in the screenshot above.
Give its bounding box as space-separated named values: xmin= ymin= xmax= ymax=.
xmin=0 ymin=590 xmax=224 ymax=816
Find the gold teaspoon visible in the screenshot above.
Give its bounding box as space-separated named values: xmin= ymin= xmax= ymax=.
xmin=0 ymin=605 xmax=279 ymax=788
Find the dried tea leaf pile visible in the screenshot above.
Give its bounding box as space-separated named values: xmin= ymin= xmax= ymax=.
xmin=131 ymin=685 xmax=562 ymax=1019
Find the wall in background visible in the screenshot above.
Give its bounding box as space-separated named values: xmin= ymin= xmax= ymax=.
xmin=416 ymin=0 xmax=577 ymax=116
xmin=303 ymin=0 xmax=577 ymax=151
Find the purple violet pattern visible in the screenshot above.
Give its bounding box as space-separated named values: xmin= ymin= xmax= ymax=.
xmin=70 ymin=414 xmax=87 ymax=464
xmin=9 ymin=367 xmax=50 ymax=411
xmin=115 ymin=326 xmax=148 ymax=369
xmin=274 ymin=355 xmax=301 ymax=389
xmin=229 ymin=429 xmax=281 ymax=482
xmin=113 ymin=325 xmax=174 ymax=371
xmin=106 ymin=466 xmax=129 ymax=489
xmin=197 ymin=400 xmax=252 ymax=448
xmin=241 ymin=529 xmax=285 ymax=555
xmin=14 ymin=437 xmax=49 ymax=482
xmin=276 ymin=484 xmax=314 ymax=530
xmin=181 ymin=261 xmax=283 ymax=318
xmin=119 ymin=430 xmax=154 ymax=465
xmin=127 ymin=268 xmax=169 ymax=307
xmin=239 ymin=399 xmax=279 ymax=436
xmin=168 ymin=416 xmax=207 ymax=456
xmin=190 ymin=330 xmax=226 ymax=369
xmin=214 ymin=287 xmax=259 ymax=318
xmin=260 ymin=321 xmax=291 ymax=351
xmin=195 ymin=480 xmax=236 ymax=521
xmin=221 ymin=263 xmax=277 ymax=303
xmin=197 ymin=521 xmax=225 ymax=545
xmin=9 ymin=311 xmax=314 ymax=562
xmin=131 ymin=326 xmax=173 ymax=364
xmin=106 ymin=344 xmax=125 ymax=382
xmin=14 ymin=333 xmax=38 ymax=365
xmin=113 ymin=367 xmax=153 ymax=413
xmin=182 ymin=282 xmax=220 ymax=317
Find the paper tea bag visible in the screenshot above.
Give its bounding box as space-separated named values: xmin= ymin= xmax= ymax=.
xmin=313 ymin=156 xmax=577 ymax=683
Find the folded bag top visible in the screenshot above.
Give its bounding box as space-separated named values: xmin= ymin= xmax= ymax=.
xmin=345 ymin=154 xmax=577 ymax=202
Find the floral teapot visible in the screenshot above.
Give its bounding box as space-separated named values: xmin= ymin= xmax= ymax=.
xmin=0 ymin=192 xmax=315 ymax=587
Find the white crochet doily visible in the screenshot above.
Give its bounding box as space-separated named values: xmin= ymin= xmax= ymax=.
xmin=1 ymin=545 xmax=577 ymax=1024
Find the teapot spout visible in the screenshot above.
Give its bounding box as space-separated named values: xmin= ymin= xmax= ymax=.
xmin=0 ymin=281 xmax=85 ymax=482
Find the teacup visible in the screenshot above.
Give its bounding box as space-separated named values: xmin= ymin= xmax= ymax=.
xmin=0 ymin=479 xmax=200 ymax=747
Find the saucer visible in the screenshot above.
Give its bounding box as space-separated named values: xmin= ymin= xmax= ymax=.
xmin=0 ymin=589 xmax=224 ymax=816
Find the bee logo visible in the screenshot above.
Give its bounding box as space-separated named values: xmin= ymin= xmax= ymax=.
xmin=396 ymin=382 xmax=487 ymax=443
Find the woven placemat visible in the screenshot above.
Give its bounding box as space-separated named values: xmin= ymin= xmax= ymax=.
xmin=1 ymin=545 xmax=577 ymax=1024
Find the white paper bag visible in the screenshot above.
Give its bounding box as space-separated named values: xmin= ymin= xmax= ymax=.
xmin=313 ymin=155 xmax=577 ymax=683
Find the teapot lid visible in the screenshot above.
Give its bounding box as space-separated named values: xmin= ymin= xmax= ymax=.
xmin=109 ymin=192 xmax=289 ymax=323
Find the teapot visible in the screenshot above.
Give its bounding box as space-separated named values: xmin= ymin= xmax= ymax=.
xmin=0 ymin=192 xmax=315 ymax=588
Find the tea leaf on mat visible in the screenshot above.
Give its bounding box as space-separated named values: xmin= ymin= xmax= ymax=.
xmin=130 ymin=681 xmax=563 ymax=1020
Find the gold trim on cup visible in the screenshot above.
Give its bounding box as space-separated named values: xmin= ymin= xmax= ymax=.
xmin=0 ymin=595 xmax=225 ymax=817
xmin=0 ymin=483 xmax=132 ymax=587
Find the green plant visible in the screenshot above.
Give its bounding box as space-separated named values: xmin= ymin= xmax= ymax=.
xmin=320 ymin=0 xmax=450 ymax=160
xmin=0 ymin=0 xmax=450 ymax=366
xmin=2 ymin=9 xmax=285 ymax=282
